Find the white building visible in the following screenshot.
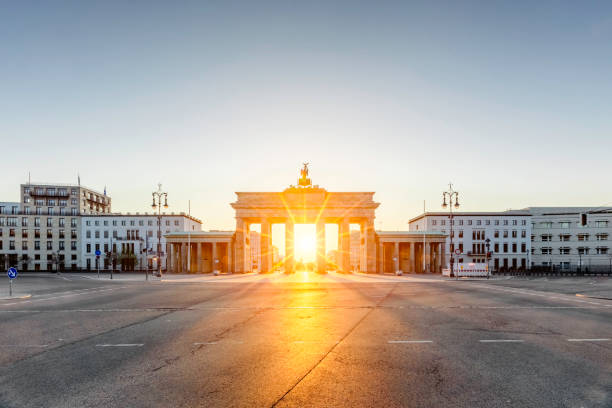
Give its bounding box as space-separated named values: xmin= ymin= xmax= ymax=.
xmin=80 ymin=213 xmax=201 ymax=271
xmin=409 ymin=211 xmax=532 ymax=272
xmin=528 ymin=207 xmax=612 ymax=271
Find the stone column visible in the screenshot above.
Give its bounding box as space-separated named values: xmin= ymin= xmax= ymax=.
xmin=425 ymin=241 xmax=431 ymax=273
xmin=234 ymin=218 xmax=247 ymax=273
xmin=212 ymin=242 xmax=218 ymax=273
xmin=260 ymin=219 xmax=271 ymax=273
xmin=316 ymin=219 xmax=326 ymax=273
xmin=196 ymin=242 xmax=202 ymax=273
xmin=378 ymin=241 xmax=384 ymax=273
xmin=410 ymin=243 xmax=416 ymax=273
xmin=339 ymin=219 xmax=350 ymax=273
xmin=364 ymin=218 xmax=376 ymax=273
xmin=165 ymin=243 xmax=171 ymax=272
xmin=394 ymin=242 xmax=400 ymax=273
xmin=181 ymin=242 xmax=187 ymax=273
xmin=285 ymin=221 xmax=294 ymax=273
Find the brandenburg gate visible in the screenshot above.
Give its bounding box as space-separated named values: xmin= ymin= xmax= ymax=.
xmin=232 ymin=164 xmax=379 ymax=274
xmin=165 ymin=164 xmax=447 ymax=274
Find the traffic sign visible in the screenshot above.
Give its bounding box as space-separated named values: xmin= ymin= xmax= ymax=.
xmin=95 ymin=250 xmax=101 ymax=256
xmin=7 ymin=267 xmax=17 ymax=279
xmin=454 ymin=249 xmax=461 ymax=255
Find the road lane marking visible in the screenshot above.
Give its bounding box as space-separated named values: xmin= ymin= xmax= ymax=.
xmin=96 ymin=343 xmax=144 ymax=347
xmin=0 ymin=286 xmax=130 ymax=306
xmin=388 ymin=340 xmax=433 ymax=344
xmin=0 ymin=344 xmax=49 ymax=348
xmin=567 ymin=338 xmax=610 ymax=342
xmin=479 ymin=339 xmax=524 ymax=343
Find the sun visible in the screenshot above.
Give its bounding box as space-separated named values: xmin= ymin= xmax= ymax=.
xmin=294 ymin=225 xmax=317 ymax=262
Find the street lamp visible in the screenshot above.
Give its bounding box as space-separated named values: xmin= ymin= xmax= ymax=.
xmin=442 ymin=183 xmax=460 ymax=278
xmin=485 ymin=238 xmax=491 ymax=279
xmin=151 ymin=183 xmax=168 ymax=278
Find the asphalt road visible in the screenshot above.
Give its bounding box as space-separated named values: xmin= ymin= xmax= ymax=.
xmin=0 ymin=272 xmax=610 ymax=408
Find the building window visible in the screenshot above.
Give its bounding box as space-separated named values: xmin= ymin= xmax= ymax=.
xmin=560 ymin=222 xmax=570 ymax=228
xmin=541 ymin=247 xmax=552 ymax=255
xmin=595 ymin=220 xmax=609 ymax=228
xmin=521 ymin=243 xmax=526 ymax=253
xmin=512 ymin=243 xmax=517 ymax=253
xmin=521 ymin=230 xmax=526 ymax=238
xmin=521 ymin=220 xmax=526 ymax=226
xmin=432 ymin=220 xmax=437 ymax=226
xmin=541 ymin=234 xmax=552 ymax=242
xmin=95 ymin=230 xmax=100 ymax=238
xmin=458 ymin=220 xmax=464 ymax=226
xmin=467 ymin=220 xmax=472 ymax=225
xmin=47 ymin=218 xmax=53 ymax=227
xmin=503 ymin=230 xmax=509 ymax=238
xmin=596 ymin=247 xmax=608 ymax=255
xmin=512 ymin=220 xmax=517 ymax=225
xmin=71 ymin=218 xmax=77 ymax=228
xmin=560 ymin=234 xmax=571 ymax=241
xmin=71 ymin=241 xmax=77 ymax=250
xmin=59 ymin=230 xmax=64 ymax=239
xmin=59 ymin=241 xmax=65 ymax=250
xmin=577 ymin=247 xmax=590 ymax=255
xmin=503 ymin=220 xmax=508 ymax=226
xmin=22 ymin=241 xmax=28 ymax=250
xmin=35 ymin=229 xmax=40 ymax=238
xmin=559 ymin=247 xmax=570 ymax=255
xmin=104 ymin=230 xmax=109 ymax=238
xmin=86 ymin=244 xmax=91 ymax=253
xmin=86 ymin=231 xmax=91 ymax=239
xmin=596 ymin=234 xmax=608 ymax=241
xmin=47 ymin=230 xmax=52 ymax=239
xmin=47 ymin=241 xmax=52 ymax=250
xmin=512 ymin=230 xmax=517 ymax=238
xmin=503 ymin=243 xmax=508 ymax=253
xmin=541 ymin=222 xmax=553 ymax=228
xmin=35 ymin=241 xmax=40 ymax=250
xmin=148 ymin=220 xmax=153 ymax=226
xmin=577 ymin=234 xmax=589 ymax=241
xmin=10 ymin=241 xmax=15 ymax=250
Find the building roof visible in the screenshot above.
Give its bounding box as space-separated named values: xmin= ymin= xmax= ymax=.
xmin=376 ymin=230 xmax=446 ymax=236
xmin=81 ymin=212 xmax=202 ymax=224
xmin=408 ymin=211 xmax=531 ymax=223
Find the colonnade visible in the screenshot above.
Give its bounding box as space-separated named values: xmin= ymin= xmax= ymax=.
xmin=377 ymin=241 xmax=446 ymax=274
xmin=166 ymin=241 xmax=232 ymax=273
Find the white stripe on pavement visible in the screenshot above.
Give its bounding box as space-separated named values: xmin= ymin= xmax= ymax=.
xmin=0 ymin=344 xmax=49 ymax=348
xmin=567 ymin=338 xmax=610 ymax=342
xmin=479 ymin=339 xmax=524 ymax=343
xmin=95 ymin=343 xmax=144 ymax=347
xmin=388 ymin=340 xmax=433 ymax=344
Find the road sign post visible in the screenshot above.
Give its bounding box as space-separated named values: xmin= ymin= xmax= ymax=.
xmin=7 ymin=267 xmax=17 ymax=297
xmin=95 ymin=250 xmax=101 ymax=279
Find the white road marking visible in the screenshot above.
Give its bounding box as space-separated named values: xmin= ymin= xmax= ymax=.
xmin=0 ymin=286 xmax=130 ymax=306
xmin=96 ymin=343 xmax=144 ymax=347
xmin=0 ymin=344 xmax=49 ymax=348
xmin=479 ymin=339 xmax=524 ymax=343
xmin=567 ymin=338 xmax=610 ymax=342
xmin=388 ymin=340 xmax=433 ymax=344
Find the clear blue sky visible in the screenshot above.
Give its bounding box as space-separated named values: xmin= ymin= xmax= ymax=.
xmin=2 ymin=1 xmax=611 ymax=232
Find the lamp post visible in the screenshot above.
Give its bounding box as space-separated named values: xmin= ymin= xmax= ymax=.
xmin=151 ymin=184 xmax=168 ymax=278
xmin=485 ymin=238 xmax=491 ymax=279
xmin=442 ymin=183 xmax=460 ymax=278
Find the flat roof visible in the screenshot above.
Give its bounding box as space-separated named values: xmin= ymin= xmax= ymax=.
xmin=408 ymin=211 xmax=531 ymax=223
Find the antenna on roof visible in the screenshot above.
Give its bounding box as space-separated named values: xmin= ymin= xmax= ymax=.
xmin=77 ymin=173 xmax=81 ymax=186
xmin=28 ymin=172 xmax=31 ymax=185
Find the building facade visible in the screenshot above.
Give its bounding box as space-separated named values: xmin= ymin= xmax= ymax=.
xmin=409 ymin=211 xmax=532 ymax=272
xmin=529 ymin=207 xmax=612 ymax=271
xmin=80 ymin=213 xmax=201 ymax=271
xmin=0 ymin=183 xmax=111 ymax=272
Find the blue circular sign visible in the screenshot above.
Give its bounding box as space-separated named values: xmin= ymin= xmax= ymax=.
xmin=7 ymin=267 xmax=17 ymax=279
xmin=95 ymin=250 xmax=101 ymax=256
